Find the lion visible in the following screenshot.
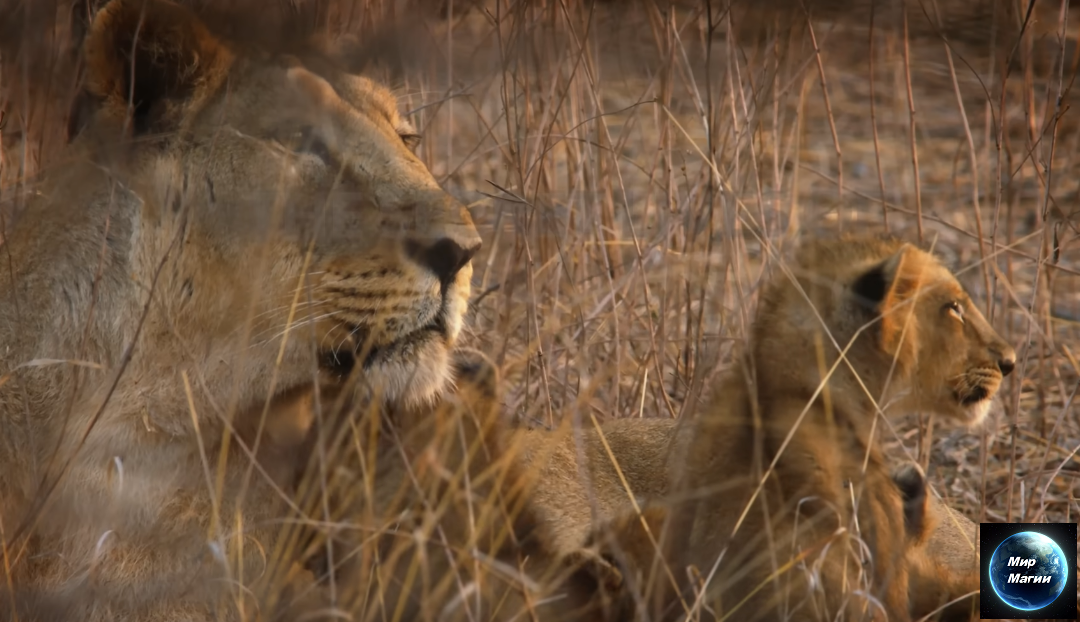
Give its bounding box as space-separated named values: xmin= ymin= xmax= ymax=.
xmin=0 ymin=0 xmax=502 ymax=618
xmin=513 ymin=416 xmax=983 ymax=621
xmin=270 ymin=349 xmax=622 ymax=622
xmin=509 ymin=417 xmax=677 ymax=555
xmin=647 ymin=234 xmax=1015 ymax=622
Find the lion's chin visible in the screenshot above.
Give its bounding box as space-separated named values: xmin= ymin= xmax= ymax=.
xmin=961 ymin=398 xmax=993 ymax=428
xmin=955 ymin=384 xmax=994 ymax=427
xmin=904 ymin=387 xmax=995 ymax=428
xmin=318 ymin=325 xmax=456 ymax=407
xmin=365 ymin=339 xmax=454 ymax=406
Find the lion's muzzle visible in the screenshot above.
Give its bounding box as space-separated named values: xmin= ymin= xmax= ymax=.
xmin=405 ymin=235 xmax=481 ymax=295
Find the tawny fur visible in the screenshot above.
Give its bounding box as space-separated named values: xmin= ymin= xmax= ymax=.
xmin=258 ymin=350 xmax=624 ymax=621
xmin=575 ymin=504 xmax=673 ymax=622
xmin=653 ymin=235 xmax=1014 ymax=622
xmin=514 ymin=416 xmax=984 ymax=622
xmin=574 ymin=478 xmax=983 ymax=622
xmin=905 ymin=491 xmax=980 ymax=622
xmin=0 ymin=0 xmax=482 ymax=619
xmin=509 ymin=418 xmax=676 ymax=555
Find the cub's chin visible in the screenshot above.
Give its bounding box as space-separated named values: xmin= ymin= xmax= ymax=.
xmin=924 ymin=392 xmax=993 ymax=428
xmin=954 ymin=383 xmax=995 ymax=428
xmin=897 ymin=388 xmax=995 ymax=429
xmin=960 ymin=396 xmax=994 ymax=428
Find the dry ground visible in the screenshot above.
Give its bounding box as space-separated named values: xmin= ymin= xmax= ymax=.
xmin=2 ymin=0 xmax=1080 ymax=619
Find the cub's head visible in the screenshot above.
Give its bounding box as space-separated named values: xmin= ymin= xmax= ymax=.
xmin=73 ymin=0 xmax=480 ymax=405
xmin=757 ymin=235 xmax=1016 ymax=426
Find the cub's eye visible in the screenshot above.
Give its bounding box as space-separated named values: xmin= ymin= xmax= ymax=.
xmin=399 ymin=133 xmax=421 ymax=150
xmin=278 ymin=126 xmax=332 ymax=164
xmin=944 ymin=301 xmax=965 ymax=323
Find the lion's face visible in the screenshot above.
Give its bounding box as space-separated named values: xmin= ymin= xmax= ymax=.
xmin=852 ymin=243 xmax=1017 ymax=426
xmin=898 ymin=262 xmax=1016 ymax=426
xmin=761 ymin=236 xmax=1016 ymax=428
xmin=77 ymin=0 xmax=481 ymax=405
xmin=194 ymin=62 xmax=480 ymax=404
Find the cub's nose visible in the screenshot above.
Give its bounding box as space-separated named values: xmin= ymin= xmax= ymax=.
xmin=994 ymin=344 xmax=1017 ymax=377
xmin=407 ymin=236 xmax=482 ymax=287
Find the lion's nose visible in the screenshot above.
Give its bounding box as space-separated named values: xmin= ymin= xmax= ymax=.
xmin=998 ymin=356 xmax=1016 ymax=377
xmin=994 ymin=345 xmax=1017 ymax=377
xmin=407 ymin=236 xmax=482 ymax=287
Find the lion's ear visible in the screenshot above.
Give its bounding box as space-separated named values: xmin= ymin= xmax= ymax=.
xmin=562 ymin=549 xmax=625 ymax=593
xmin=851 ymin=245 xmax=917 ymax=310
xmin=893 ymin=463 xmax=933 ymax=546
xmin=851 ymin=244 xmax=923 ymax=360
xmin=75 ymin=0 xmax=232 ymax=137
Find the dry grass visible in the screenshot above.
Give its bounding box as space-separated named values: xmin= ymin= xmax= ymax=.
xmin=399 ymin=0 xmax=1080 ymax=530
xmin=2 ymin=0 xmax=1080 ymax=619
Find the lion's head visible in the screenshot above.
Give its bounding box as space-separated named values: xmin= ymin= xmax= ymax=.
xmin=755 ymin=235 xmax=1016 ymax=426
xmin=0 ymin=0 xmax=485 ymax=611
xmin=60 ymin=0 xmax=480 ymax=408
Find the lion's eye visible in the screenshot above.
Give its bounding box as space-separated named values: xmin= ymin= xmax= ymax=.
xmin=944 ymin=301 xmax=965 ymax=323
xmin=400 ymin=133 xmax=421 ymax=151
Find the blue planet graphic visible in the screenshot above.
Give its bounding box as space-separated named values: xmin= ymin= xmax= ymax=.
xmin=988 ymin=531 xmax=1069 ymax=611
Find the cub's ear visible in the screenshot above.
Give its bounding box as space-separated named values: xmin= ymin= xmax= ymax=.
xmin=562 ymin=548 xmax=625 ymax=593
xmin=893 ymin=463 xmax=933 ymax=546
xmin=573 ymin=506 xmax=672 ymax=621
xmin=850 ymin=244 xmax=918 ymax=312
xmin=72 ymin=0 xmax=232 ymax=138
xmin=851 ymin=243 xmax=924 ymax=361
xmin=451 ymin=348 xmax=499 ymax=397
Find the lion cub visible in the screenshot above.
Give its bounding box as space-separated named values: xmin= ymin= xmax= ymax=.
xmin=651 ymin=235 xmax=1014 ymax=622
xmin=516 ymin=417 xmax=982 ymax=622
xmin=257 ymin=351 xmax=623 ymax=621
xmin=573 ymin=464 xmax=981 ymax=622
xmin=508 ymin=417 xmax=676 ymax=555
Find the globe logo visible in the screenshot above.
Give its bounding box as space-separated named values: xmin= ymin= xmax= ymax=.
xmin=988 ymin=531 xmax=1069 ymax=611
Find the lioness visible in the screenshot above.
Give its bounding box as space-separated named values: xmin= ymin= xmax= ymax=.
xmin=0 ymin=0 xmax=489 ymax=618
xmin=654 ymin=235 xmax=1014 ymax=622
